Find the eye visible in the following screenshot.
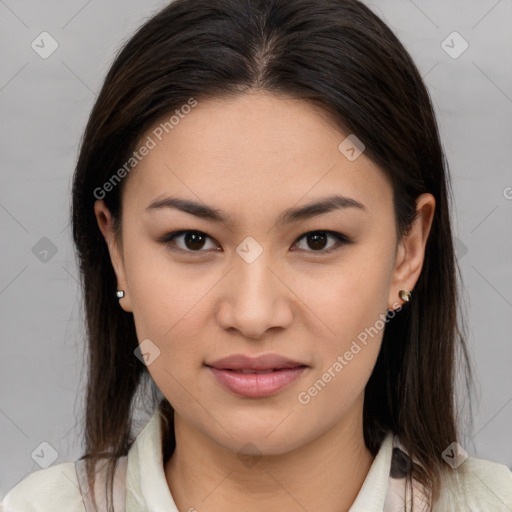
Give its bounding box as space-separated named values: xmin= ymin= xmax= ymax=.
xmin=158 ymin=230 xmax=350 ymax=254
xmin=158 ymin=230 xmax=220 ymax=253
xmin=292 ymin=231 xmax=350 ymax=254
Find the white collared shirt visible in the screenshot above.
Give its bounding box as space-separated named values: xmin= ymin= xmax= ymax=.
xmin=2 ymin=408 xmax=512 ymax=511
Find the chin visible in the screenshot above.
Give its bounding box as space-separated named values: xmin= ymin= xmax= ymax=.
xmin=211 ymin=423 xmax=309 ymax=457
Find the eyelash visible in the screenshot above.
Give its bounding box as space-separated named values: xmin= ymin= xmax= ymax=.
xmin=157 ymin=230 xmax=351 ymax=256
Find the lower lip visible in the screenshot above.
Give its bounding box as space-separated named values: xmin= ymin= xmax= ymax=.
xmin=207 ymin=366 xmax=307 ymax=398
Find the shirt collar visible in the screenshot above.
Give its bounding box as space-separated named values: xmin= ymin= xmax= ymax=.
xmin=126 ymin=408 xmax=394 ymax=512
xmin=349 ymin=431 xmax=394 ymax=511
xmin=126 ymin=408 xmax=178 ymax=512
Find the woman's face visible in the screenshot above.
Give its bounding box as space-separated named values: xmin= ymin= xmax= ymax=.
xmin=95 ymin=91 xmax=434 ymax=455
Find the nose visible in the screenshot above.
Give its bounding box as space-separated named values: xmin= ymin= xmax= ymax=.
xmin=215 ymin=255 xmax=293 ymax=339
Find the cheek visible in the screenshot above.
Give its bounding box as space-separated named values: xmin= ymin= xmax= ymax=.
xmin=125 ymin=235 xmax=393 ymax=348
xmin=119 ymin=242 xmax=211 ymax=404
xmin=306 ymin=249 xmax=393 ymax=345
xmin=124 ymin=247 xmax=212 ymax=404
xmin=122 ymin=227 xmax=393 ymax=410
xmin=122 ymin=235 xmax=207 ymax=336
xmin=297 ymin=247 xmax=393 ymax=401
xmin=295 ymin=268 xmax=388 ymax=416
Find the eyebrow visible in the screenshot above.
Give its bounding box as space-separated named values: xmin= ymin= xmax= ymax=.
xmin=145 ymin=194 xmax=366 ymax=226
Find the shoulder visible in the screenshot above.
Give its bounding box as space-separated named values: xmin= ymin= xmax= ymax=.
xmin=435 ymin=456 xmax=512 ymax=511
xmin=1 ymin=462 xmax=85 ymax=512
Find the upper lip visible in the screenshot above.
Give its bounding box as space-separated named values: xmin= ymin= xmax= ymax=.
xmin=205 ymin=353 xmax=307 ymax=371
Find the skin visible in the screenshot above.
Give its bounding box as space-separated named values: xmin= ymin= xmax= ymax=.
xmin=95 ymin=90 xmax=435 ymax=512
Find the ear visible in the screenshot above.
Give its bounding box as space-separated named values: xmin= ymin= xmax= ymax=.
xmin=388 ymin=193 xmax=435 ymax=310
xmin=94 ymin=200 xmax=133 ymax=312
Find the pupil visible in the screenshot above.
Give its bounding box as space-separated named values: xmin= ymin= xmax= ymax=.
xmin=185 ymin=232 xmax=205 ymax=250
xmin=308 ymin=232 xmax=327 ymax=250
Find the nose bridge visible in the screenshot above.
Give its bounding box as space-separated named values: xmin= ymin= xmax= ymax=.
xmin=216 ymin=236 xmax=292 ymax=338
xmin=232 ymin=236 xmax=275 ymax=304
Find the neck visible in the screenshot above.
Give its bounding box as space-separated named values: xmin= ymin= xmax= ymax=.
xmin=164 ymin=395 xmax=375 ymax=512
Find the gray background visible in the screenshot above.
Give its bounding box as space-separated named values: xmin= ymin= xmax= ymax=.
xmin=1 ymin=0 xmax=511 ymax=498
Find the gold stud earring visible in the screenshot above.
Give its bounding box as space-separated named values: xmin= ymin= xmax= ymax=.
xmin=399 ymin=289 xmax=411 ymax=302
xmin=116 ymin=290 xmax=125 ymax=299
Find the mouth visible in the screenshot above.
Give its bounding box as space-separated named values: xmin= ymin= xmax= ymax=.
xmin=208 ymin=367 xmax=307 ymax=373
xmin=205 ymin=362 xmax=308 ymax=398
xmin=205 ymin=353 xmax=308 ymax=372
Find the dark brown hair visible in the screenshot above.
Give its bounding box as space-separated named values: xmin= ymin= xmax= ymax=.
xmin=71 ymin=0 xmax=473 ymax=510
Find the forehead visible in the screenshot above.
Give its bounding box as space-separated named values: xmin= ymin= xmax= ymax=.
xmin=122 ymin=91 xmax=392 ymax=219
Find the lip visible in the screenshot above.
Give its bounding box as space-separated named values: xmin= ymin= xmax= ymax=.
xmin=206 ymin=353 xmax=306 ymax=371
xmin=205 ymin=353 xmax=308 ymax=398
xmin=207 ymin=366 xmax=307 ymax=398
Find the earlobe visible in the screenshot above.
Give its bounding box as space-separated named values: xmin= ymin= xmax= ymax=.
xmin=387 ymin=193 xmax=435 ymax=309
xmin=93 ymin=200 xmax=133 ymax=312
